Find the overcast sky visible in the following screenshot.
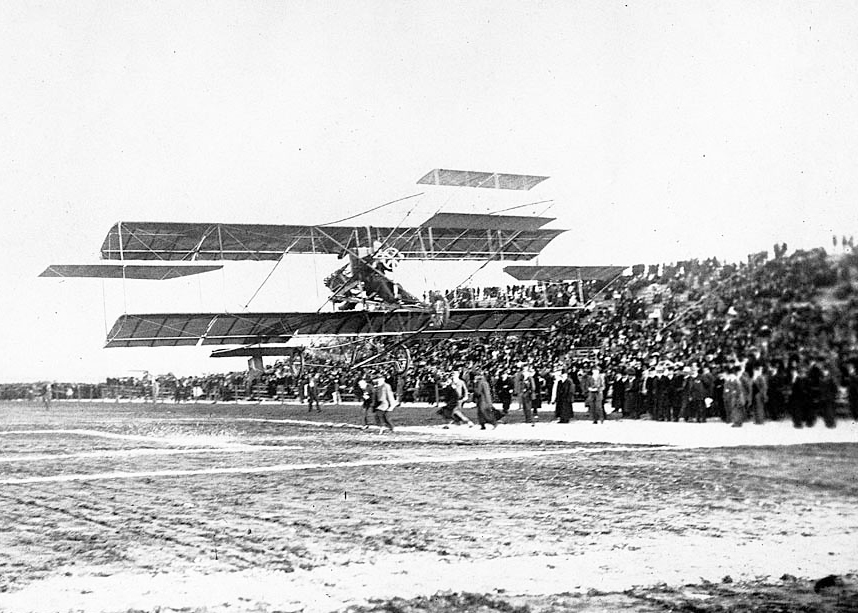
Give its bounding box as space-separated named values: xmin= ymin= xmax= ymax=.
xmin=2 ymin=1 xmax=857 ymax=382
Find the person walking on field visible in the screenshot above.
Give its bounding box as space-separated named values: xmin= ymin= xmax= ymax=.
xmin=471 ymin=370 xmax=498 ymax=430
xmin=372 ymin=374 xmax=397 ymax=433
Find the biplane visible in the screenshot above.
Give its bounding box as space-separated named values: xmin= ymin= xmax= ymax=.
xmin=41 ymin=169 xmax=579 ymax=376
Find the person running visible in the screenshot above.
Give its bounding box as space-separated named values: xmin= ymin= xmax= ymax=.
xmin=450 ymin=370 xmax=469 ymax=416
xmin=438 ymin=374 xmax=474 ymax=428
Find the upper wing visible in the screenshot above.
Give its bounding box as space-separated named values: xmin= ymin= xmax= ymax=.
xmin=417 ymin=169 xmax=549 ymax=190
xmin=39 ymin=263 xmax=222 ymax=280
xmin=503 ymin=265 xmax=627 ymax=282
xmin=100 ymin=218 xmax=564 ymax=262
xmin=105 ymin=307 xmax=579 ymax=348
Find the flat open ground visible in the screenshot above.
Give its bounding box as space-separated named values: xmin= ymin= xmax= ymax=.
xmin=1 ymin=400 xmax=857 ymax=612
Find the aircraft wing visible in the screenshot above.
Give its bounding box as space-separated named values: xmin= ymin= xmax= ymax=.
xmin=503 ymin=265 xmax=628 ymax=282
xmin=105 ymin=307 xmax=579 ymax=348
xmin=39 ymin=263 xmax=222 ymax=280
xmin=100 ymin=218 xmax=564 ymax=262
xmin=417 ymin=169 xmax=549 ymax=190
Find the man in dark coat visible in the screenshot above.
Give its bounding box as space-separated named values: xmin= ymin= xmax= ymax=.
xmin=846 ymin=360 xmax=858 ymax=421
xmin=820 ymin=364 xmax=838 ymax=429
xmin=623 ymin=368 xmax=641 ymax=419
xmin=494 ymin=370 xmax=515 ymax=417
xmin=669 ymin=365 xmax=687 ymax=421
xmin=554 ymin=370 xmax=575 ymax=423
xmin=683 ymin=366 xmax=707 ymax=423
xmin=472 ymin=371 xmax=498 ymax=430
xmin=766 ymin=360 xmax=789 ymax=420
xmin=611 ymin=371 xmax=625 ymax=416
xmin=790 ymin=364 xmax=818 ymax=428
xmin=751 ymin=364 xmax=768 ymax=424
xmin=653 ymin=366 xmax=671 ymax=421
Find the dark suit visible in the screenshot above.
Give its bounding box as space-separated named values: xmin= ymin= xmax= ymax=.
xmin=556 ymin=378 xmax=574 ymax=423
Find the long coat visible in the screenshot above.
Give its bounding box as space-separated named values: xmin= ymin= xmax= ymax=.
xmin=472 ymin=376 xmax=497 ymax=426
xmin=555 ymin=378 xmax=574 ymax=423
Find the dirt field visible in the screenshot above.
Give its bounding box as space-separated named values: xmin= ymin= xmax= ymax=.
xmin=1 ymin=400 xmax=857 ymax=612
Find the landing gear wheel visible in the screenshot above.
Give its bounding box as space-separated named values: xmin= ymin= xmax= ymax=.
xmin=392 ymin=346 xmax=411 ymax=375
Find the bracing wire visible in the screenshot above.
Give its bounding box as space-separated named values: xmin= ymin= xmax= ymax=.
xmin=450 ymin=201 xmax=557 ymax=294
xmin=241 ymin=193 xmax=425 ymax=311
xmin=318 ymin=192 xmax=424 ymax=226
xmin=313 ymin=190 xmax=427 ymax=314
xmin=486 ymin=199 xmax=554 ymax=215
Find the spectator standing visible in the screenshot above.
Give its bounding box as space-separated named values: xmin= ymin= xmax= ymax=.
xmin=305 ymin=373 xmax=322 ymax=413
xmin=623 ymin=368 xmax=641 ymax=419
xmin=740 ymin=364 xmax=754 ymax=424
xmin=751 ymin=364 xmax=768 ymax=424
xmin=553 ymin=370 xmax=575 ymax=423
xmin=712 ymin=369 xmax=726 ymax=421
xmin=766 ymin=361 xmax=789 ymax=420
xmin=683 ymin=366 xmax=707 ymax=422
xmin=654 ymin=366 xmax=670 ymax=421
xmin=532 ymin=369 xmax=545 ymax=419
xmin=611 ymin=371 xmax=625 ymax=416
xmin=582 ymin=364 xmax=606 ymax=424
xmin=495 ymin=370 xmax=514 ymax=417
xmin=357 ymin=374 xmax=373 ymax=429
xmin=669 ymin=365 xmax=686 ymax=421
xmin=518 ymin=366 xmax=536 ymax=425
xmin=42 ymin=382 xmax=52 ymax=409
xmin=846 ymin=360 xmax=858 ymax=421
xmin=820 ymin=364 xmax=838 ymax=428
xmin=471 ymin=371 xmax=498 ymax=430
xmin=790 ymin=365 xmax=814 ymax=428
xmin=724 ymin=365 xmax=746 ymax=427
xmin=372 ymin=375 xmax=397 ymax=433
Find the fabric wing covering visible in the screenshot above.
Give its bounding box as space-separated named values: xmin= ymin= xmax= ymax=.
xmin=39 ymin=264 xmax=222 ymax=280
xmin=419 ymin=213 xmax=554 ymax=231
xmin=417 ymin=169 xmax=549 ymax=191
xmin=104 ymin=308 xmax=578 ymax=348
xmin=100 ymin=217 xmax=564 ymax=261
xmin=503 ymin=265 xmax=627 ymax=282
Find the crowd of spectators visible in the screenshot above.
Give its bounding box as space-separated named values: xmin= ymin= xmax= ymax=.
xmin=441 ymin=278 xmax=610 ymax=308
xmin=6 ymin=242 xmax=858 ymax=426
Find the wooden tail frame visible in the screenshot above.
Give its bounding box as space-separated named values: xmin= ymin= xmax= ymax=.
xmin=295 ymin=339 xmax=414 ymax=380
